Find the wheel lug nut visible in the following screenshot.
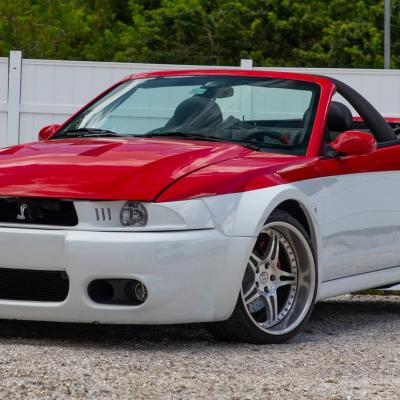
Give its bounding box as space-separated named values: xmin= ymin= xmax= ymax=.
xmin=270 ymin=275 xmax=276 ymax=281
xmin=256 ymin=282 xmax=259 ymax=287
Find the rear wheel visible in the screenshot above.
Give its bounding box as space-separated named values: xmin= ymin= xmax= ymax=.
xmin=207 ymin=210 xmax=317 ymax=344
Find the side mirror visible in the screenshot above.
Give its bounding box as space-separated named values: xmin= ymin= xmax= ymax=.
xmin=38 ymin=124 xmax=61 ymax=141
xmin=330 ymin=130 xmax=377 ymax=156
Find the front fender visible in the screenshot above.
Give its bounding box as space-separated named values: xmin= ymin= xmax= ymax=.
xmin=203 ymin=183 xmax=320 ymax=234
xmin=202 ymin=180 xmax=324 ymax=276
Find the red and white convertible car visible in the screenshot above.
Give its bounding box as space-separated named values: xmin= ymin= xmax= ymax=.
xmin=0 ymin=69 xmax=398 ymax=344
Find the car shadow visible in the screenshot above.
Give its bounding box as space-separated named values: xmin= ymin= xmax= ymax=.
xmin=0 ymin=296 xmax=398 ymax=348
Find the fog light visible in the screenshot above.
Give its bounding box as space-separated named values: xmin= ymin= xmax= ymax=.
xmin=134 ymin=282 xmax=148 ymax=302
xmin=125 ymin=281 xmax=148 ymax=303
xmin=120 ymin=201 xmax=148 ymax=227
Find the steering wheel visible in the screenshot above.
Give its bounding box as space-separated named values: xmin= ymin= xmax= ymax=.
xmin=242 ymin=129 xmax=288 ymax=145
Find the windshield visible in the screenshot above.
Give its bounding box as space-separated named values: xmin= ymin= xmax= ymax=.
xmin=56 ymin=75 xmax=320 ymax=154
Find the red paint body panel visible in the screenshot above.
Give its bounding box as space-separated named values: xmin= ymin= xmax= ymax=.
xmin=158 ymin=143 xmax=400 ymax=201
xmin=156 ymin=153 xmax=300 ymax=202
xmin=0 ymin=138 xmax=251 ymax=200
xmin=278 ymin=145 xmax=400 ymax=183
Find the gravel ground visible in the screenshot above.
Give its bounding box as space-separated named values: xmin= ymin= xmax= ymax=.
xmin=0 ymin=294 xmax=399 ymax=400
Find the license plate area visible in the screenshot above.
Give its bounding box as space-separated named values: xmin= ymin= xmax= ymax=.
xmin=0 ymin=229 xmax=65 ymax=270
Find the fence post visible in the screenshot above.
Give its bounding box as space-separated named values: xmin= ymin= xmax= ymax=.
xmin=7 ymin=50 xmax=22 ymax=146
xmin=240 ymin=59 xmax=253 ymax=69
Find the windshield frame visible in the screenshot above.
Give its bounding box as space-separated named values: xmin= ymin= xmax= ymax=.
xmin=54 ymin=72 xmax=325 ymax=156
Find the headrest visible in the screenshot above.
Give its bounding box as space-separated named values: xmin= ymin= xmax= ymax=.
xmin=166 ymin=96 xmax=223 ymax=128
xmin=327 ymin=101 xmax=353 ymax=132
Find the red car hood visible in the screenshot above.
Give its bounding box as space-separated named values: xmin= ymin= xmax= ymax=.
xmin=0 ymin=138 xmax=256 ymax=200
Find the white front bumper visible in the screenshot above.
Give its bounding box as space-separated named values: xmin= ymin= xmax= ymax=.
xmin=0 ymin=227 xmax=254 ymax=324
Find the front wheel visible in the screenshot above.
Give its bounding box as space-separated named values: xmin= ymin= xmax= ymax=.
xmin=207 ymin=210 xmax=317 ymax=344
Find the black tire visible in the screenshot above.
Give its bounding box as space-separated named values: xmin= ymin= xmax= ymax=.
xmin=207 ymin=209 xmax=317 ymax=344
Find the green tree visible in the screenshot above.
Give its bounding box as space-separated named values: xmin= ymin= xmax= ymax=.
xmin=119 ymin=0 xmax=388 ymax=68
xmin=0 ymin=0 xmax=395 ymax=69
xmin=0 ymin=0 xmax=126 ymax=60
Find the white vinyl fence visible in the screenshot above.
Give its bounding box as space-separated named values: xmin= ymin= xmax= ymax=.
xmin=2 ymin=51 xmax=400 ymax=147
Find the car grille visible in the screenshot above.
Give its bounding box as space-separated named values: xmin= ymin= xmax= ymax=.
xmin=0 ymin=268 xmax=69 ymax=302
xmin=0 ymin=198 xmax=78 ymax=226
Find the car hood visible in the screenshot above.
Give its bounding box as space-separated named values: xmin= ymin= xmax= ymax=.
xmin=0 ymin=137 xmax=257 ymax=200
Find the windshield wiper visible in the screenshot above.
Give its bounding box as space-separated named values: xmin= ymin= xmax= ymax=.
xmin=54 ymin=128 xmax=125 ymax=138
xmin=141 ymin=132 xmax=260 ymax=150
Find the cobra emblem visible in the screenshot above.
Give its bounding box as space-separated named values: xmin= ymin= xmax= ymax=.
xmin=16 ymin=203 xmax=28 ymax=221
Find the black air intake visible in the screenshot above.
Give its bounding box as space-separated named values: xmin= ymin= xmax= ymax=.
xmin=0 ymin=267 xmax=69 ymax=302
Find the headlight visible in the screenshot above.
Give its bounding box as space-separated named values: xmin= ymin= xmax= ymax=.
xmin=74 ymin=199 xmax=215 ymax=230
xmin=120 ymin=201 xmax=148 ymax=227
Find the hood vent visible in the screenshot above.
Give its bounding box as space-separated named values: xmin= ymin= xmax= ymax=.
xmin=0 ymin=198 xmax=78 ymax=226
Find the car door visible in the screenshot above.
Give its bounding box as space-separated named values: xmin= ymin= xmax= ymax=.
xmin=316 ymin=142 xmax=400 ymax=281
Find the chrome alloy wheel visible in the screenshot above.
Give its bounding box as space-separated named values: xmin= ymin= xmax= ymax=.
xmin=241 ymin=221 xmax=316 ymax=335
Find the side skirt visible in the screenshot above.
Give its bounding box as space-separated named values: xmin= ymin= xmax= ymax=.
xmin=317 ymin=265 xmax=400 ymax=301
